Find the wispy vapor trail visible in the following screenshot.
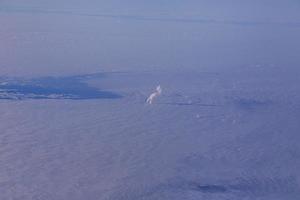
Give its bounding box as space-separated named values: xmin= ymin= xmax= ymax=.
xmin=146 ymin=85 xmax=162 ymax=104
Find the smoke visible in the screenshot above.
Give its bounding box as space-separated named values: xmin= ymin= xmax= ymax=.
xmin=146 ymin=85 xmax=162 ymax=104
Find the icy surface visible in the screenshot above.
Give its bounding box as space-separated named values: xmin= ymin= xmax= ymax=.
xmin=1 ymin=1 xmax=300 ymax=200
xmin=1 ymin=69 xmax=300 ymax=200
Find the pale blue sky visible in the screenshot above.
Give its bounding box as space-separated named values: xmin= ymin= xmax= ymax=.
xmin=1 ymin=1 xmax=300 ymax=76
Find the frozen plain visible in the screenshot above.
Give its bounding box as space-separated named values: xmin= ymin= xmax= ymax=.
xmin=1 ymin=1 xmax=300 ymax=200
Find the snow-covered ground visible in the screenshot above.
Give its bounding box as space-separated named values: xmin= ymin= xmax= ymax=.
xmin=1 ymin=1 xmax=300 ymax=199
xmin=1 ymin=69 xmax=300 ymax=200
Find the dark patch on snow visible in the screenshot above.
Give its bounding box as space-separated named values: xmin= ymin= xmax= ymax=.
xmin=158 ymin=102 xmax=220 ymax=107
xmin=0 ymin=74 xmax=122 ymax=100
xmin=196 ymin=184 xmax=228 ymax=193
xmin=190 ymin=177 xmax=299 ymax=196
xmin=233 ymin=98 xmax=272 ymax=110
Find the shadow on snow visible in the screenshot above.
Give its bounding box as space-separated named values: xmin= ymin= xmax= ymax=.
xmin=0 ymin=73 xmax=122 ymax=100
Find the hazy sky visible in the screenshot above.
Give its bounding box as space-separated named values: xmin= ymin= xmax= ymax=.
xmin=1 ymin=1 xmax=300 ymax=76
xmin=2 ymin=0 xmax=300 ymax=20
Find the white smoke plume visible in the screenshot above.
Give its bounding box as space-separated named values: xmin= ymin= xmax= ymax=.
xmin=146 ymin=85 xmax=162 ymax=104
